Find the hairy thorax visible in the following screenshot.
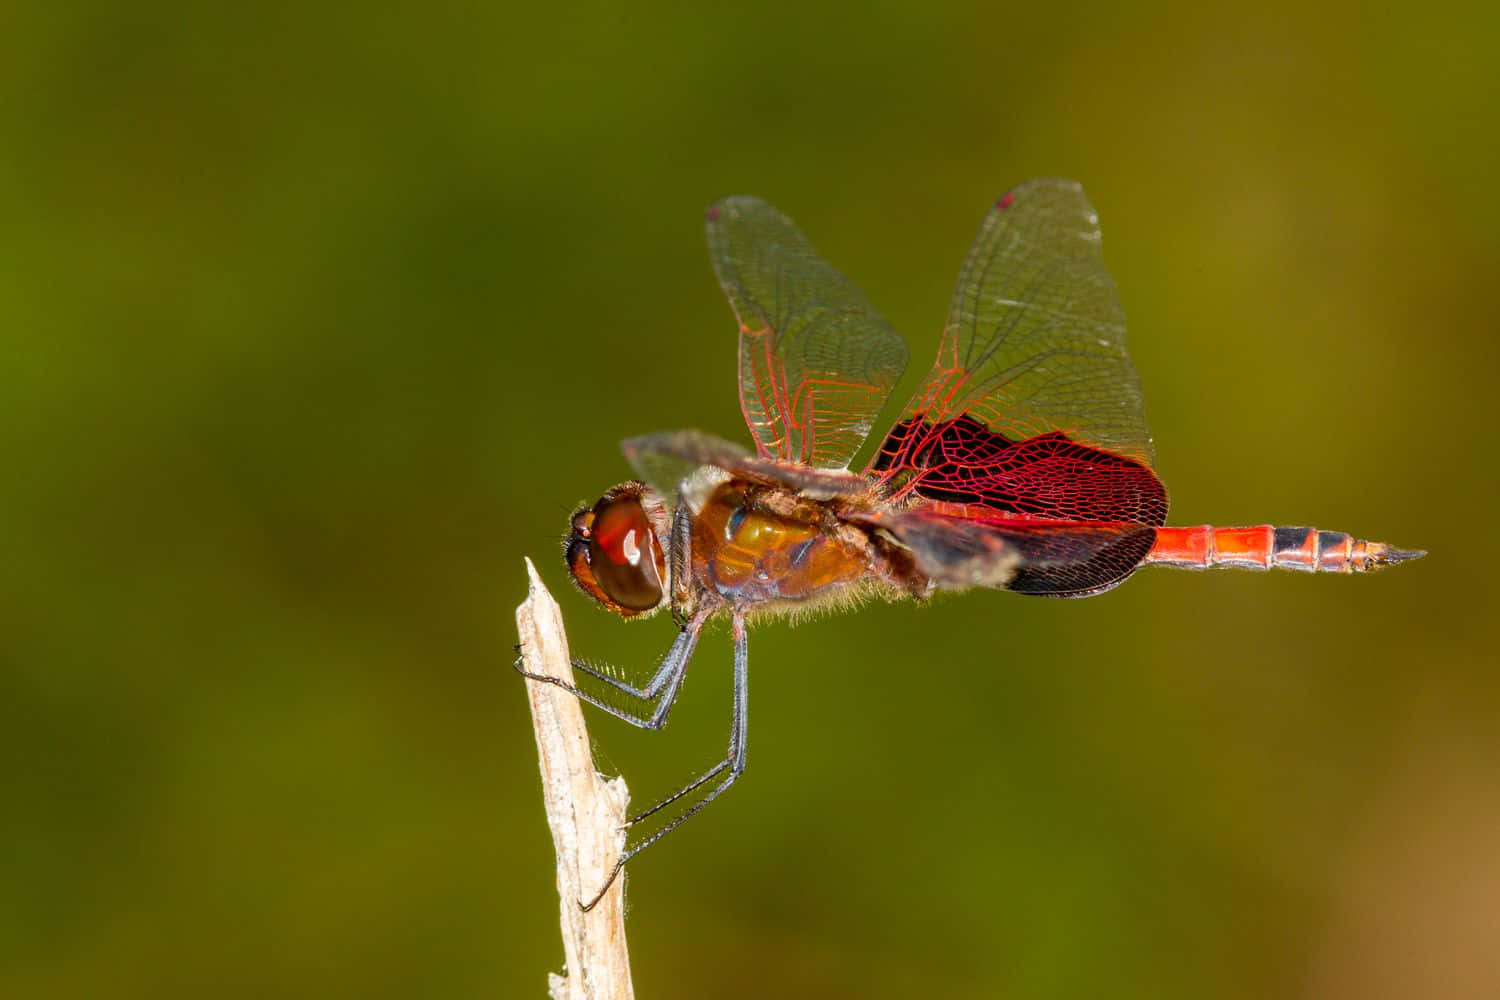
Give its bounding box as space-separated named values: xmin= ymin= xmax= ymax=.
xmin=688 ymin=479 xmax=899 ymax=616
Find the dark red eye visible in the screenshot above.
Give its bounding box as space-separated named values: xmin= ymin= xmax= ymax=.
xmin=586 ymin=494 xmax=664 ymax=611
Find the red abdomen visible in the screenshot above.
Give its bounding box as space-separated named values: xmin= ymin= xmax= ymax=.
xmin=1145 ymin=525 xmax=1423 ymax=574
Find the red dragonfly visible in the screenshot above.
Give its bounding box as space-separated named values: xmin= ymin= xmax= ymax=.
xmin=518 ymin=179 xmax=1422 ymax=907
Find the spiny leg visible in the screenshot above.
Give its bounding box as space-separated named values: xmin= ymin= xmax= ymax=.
xmin=513 ymin=615 xmax=703 ymax=731
xmin=582 ymin=614 xmax=750 ymax=911
xmin=626 ymin=615 xmax=749 ymax=826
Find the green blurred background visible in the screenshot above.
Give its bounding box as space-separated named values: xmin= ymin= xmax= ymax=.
xmin=4 ymin=2 xmax=1497 ymax=997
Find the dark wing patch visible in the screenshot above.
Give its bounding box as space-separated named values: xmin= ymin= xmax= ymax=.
xmin=861 ymin=506 xmax=1157 ymax=598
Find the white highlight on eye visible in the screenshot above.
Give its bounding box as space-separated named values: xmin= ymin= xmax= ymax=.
xmin=621 ymin=529 xmax=641 ymax=566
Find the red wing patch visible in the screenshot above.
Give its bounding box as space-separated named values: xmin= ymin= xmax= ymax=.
xmin=872 ymin=415 xmax=1167 ymax=525
xmin=868 ymin=179 xmax=1161 ymax=522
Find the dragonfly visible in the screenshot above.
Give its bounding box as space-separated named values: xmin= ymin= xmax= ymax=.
xmin=517 ymin=178 xmax=1423 ymax=908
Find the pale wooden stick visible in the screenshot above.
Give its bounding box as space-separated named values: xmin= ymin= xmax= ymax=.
xmin=516 ymin=558 xmax=635 ymax=1000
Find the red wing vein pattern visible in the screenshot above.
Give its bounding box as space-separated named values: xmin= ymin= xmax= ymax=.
xmin=873 ymin=179 xmax=1155 ymax=478
xmin=708 ymin=197 xmax=908 ymax=470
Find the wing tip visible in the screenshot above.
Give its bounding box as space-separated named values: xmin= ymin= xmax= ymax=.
xmin=707 ymin=195 xmax=769 ymax=224
xmin=995 ymin=177 xmax=1089 ymax=212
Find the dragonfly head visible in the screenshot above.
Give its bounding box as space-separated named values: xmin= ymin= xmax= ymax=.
xmin=566 ymin=481 xmax=671 ymax=618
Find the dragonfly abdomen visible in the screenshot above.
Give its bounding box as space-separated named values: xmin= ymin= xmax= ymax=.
xmin=1144 ymin=525 xmax=1424 ymax=574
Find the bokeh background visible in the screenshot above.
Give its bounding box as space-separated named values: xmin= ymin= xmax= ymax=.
xmin=4 ymin=2 xmax=1497 ymax=997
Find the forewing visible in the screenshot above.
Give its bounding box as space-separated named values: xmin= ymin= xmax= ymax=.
xmin=707 ymin=196 xmax=909 ymax=470
xmin=862 ymin=505 xmax=1157 ymax=598
xmin=622 ymin=429 xmax=868 ymax=500
xmin=869 ymin=179 xmax=1165 ymax=524
xmin=621 ymin=429 xmax=751 ymax=497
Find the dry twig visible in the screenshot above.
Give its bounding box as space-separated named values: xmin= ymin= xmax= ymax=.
xmin=515 ymin=558 xmax=635 ymax=1000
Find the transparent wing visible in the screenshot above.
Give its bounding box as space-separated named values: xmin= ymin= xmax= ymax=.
xmin=707 ymin=196 xmax=909 ymax=470
xmin=622 ymin=429 xmax=867 ymax=501
xmin=621 ymin=430 xmax=751 ymax=498
xmin=868 ymin=179 xmax=1165 ymax=525
xmin=875 ymin=179 xmax=1154 ymax=467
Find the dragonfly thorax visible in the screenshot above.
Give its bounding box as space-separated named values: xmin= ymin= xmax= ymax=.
xmin=688 ymin=479 xmax=880 ymax=610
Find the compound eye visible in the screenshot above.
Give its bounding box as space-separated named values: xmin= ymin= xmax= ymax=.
xmin=587 ymin=495 xmax=664 ymax=611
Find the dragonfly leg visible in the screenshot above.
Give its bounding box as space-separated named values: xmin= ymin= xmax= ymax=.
xmin=513 ymin=616 xmax=703 ymax=731
xmin=581 ymin=614 xmax=750 ymax=911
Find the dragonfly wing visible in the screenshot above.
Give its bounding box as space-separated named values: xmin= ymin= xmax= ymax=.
xmin=869 ymin=179 xmax=1165 ymax=525
xmin=621 ymin=429 xmax=751 ymax=497
xmin=862 ymin=505 xmax=1157 ymax=597
xmin=622 ymin=429 xmax=868 ymax=500
xmin=872 ymin=417 xmax=1167 ymax=525
xmin=707 ymin=197 xmax=909 ymax=470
